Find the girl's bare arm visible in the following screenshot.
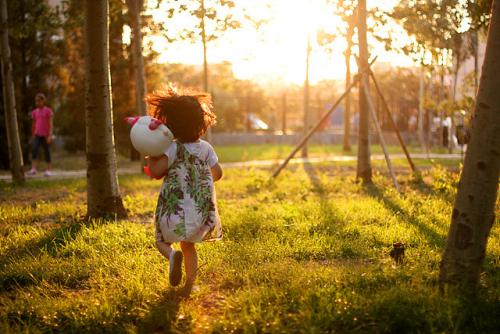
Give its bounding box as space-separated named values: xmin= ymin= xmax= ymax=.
xmin=148 ymin=155 xmax=169 ymax=178
xmin=211 ymin=163 xmax=223 ymax=181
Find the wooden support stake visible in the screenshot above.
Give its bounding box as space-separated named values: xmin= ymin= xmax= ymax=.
xmin=272 ymin=78 xmax=358 ymax=178
xmin=361 ymin=80 xmax=401 ymax=193
xmin=272 ymin=57 xmax=377 ymax=178
xmin=368 ymin=70 xmax=418 ymax=174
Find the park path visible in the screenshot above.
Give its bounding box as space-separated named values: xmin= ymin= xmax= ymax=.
xmin=0 ymin=153 xmax=462 ymax=182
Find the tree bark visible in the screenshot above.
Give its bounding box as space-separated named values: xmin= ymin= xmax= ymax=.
xmin=302 ymin=34 xmax=311 ymax=158
xmin=427 ymin=68 xmax=434 ymax=149
xmin=126 ymin=0 xmax=147 ymax=117
xmin=0 ymin=0 xmax=24 ymax=184
xmin=473 ymin=30 xmax=479 ymax=94
xmin=84 ymin=0 xmax=126 ymax=219
xmin=356 ymin=0 xmax=372 ymax=183
xmin=439 ymin=0 xmax=500 ymax=290
xmin=201 ymin=0 xmax=208 ymax=93
xmin=282 ymin=92 xmax=287 ymax=135
xmin=450 ymin=49 xmax=462 ymax=154
xmin=200 ymin=0 xmax=211 ymax=141
xmin=343 ymin=17 xmax=354 ymax=152
xmin=439 ymin=63 xmax=445 ymax=147
xmin=418 ymin=66 xmax=426 ymax=152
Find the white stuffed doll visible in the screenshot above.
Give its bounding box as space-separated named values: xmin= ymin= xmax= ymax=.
xmin=125 ymin=116 xmax=174 ymax=179
xmin=125 ymin=115 xmax=174 ymax=157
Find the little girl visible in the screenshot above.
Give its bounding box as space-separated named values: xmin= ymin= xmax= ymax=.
xmin=146 ymin=87 xmax=223 ymax=290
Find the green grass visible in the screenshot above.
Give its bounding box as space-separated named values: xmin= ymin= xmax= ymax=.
xmin=6 ymin=143 xmax=454 ymax=172
xmin=215 ymin=143 xmax=445 ymax=163
xmin=1 ymin=164 xmax=498 ymax=333
xmin=42 ymin=152 xmax=139 ymax=171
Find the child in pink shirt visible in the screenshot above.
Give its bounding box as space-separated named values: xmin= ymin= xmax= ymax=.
xmin=28 ymin=93 xmax=54 ymax=176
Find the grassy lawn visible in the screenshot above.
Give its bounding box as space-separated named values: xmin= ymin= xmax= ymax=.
xmin=1 ymin=164 xmax=498 ymax=333
xmin=11 ymin=143 xmax=456 ymax=173
xmin=215 ymin=143 xmax=445 ymax=163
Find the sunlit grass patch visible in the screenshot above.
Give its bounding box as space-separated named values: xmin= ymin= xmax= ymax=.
xmin=0 ymin=164 xmax=498 ymax=333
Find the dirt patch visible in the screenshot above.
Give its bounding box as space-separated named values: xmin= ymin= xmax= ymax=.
xmin=189 ymin=287 xmax=227 ymax=333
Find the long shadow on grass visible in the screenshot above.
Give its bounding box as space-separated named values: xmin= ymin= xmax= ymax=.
xmin=303 ymin=162 xmax=326 ymax=195
xmin=410 ymin=176 xmax=456 ymax=205
xmin=364 ymin=185 xmax=446 ymax=248
xmin=137 ymin=288 xmax=188 ymax=333
xmin=303 ymin=163 xmax=386 ymax=259
xmin=0 ymin=220 xmax=89 ymax=290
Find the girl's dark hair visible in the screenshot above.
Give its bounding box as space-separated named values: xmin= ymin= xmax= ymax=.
xmin=146 ymin=86 xmax=216 ymax=143
xmin=35 ymin=93 xmax=46 ymax=101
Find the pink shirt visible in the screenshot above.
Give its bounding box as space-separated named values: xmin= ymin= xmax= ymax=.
xmin=31 ymin=107 xmax=53 ymax=137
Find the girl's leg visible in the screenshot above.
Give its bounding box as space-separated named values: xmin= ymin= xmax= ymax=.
xmin=157 ymin=240 xmax=183 ymax=286
xmin=30 ymin=136 xmax=40 ymax=172
xmin=43 ymin=137 xmax=52 ymax=171
xmin=156 ymin=240 xmax=173 ymax=259
xmin=180 ymin=241 xmax=198 ymax=284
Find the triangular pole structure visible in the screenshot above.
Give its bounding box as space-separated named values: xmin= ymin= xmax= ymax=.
xmin=367 ymin=68 xmax=418 ymax=175
xmin=354 ymin=54 xmax=418 ymax=176
xmin=361 ymin=79 xmax=401 ymax=193
xmin=272 ymin=57 xmax=377 ymax=178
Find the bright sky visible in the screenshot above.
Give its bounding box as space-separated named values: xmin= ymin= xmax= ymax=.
xmin=138 ymin=0 xmax=417 ymax=85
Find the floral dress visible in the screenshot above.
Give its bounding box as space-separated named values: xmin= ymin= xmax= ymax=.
xmin=154 ymin=141 xmax=222 ymax=244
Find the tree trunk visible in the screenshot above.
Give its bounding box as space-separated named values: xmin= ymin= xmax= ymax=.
xmin=126 ymin=0 xmax=147 ymax=117
xmin=18 ymin=0 xmax=29 ymax=165
xmin=0 ymin=0 xmax=24 ymax=184
xmin=473 ymin=30 xmax=479 ymax=94
xmin=450 ymin=51 xmax=462 ymax=154
xmin=418 ymin=66 xmax=426 ymax=152
xmin=439 ymin=65 xmax=445 ymax=147
xmin=302 ymin=34 xmax=311 ymax=158
xmin=84 ymin=0 xmax=126 ymax=219
xmin=245 ymin=91 xmax=250 ymax=132
xmin=282 ymin=92 xmax=287 ymax=135
xmin=343 ymin=19 xmax=354 ymax=152
xmin=200 ymin=0 xmax=211 ymax=142
xmin=427 ymin=68 xmax=434 ymax=149
xmin=439 ymin=0 xmax=500 ymax=290
xmin=126 ymin=0 xmax=146 ymax=165
xmin=201 ymin=0 xmax=208 ymax=93
xmin=356 ymin=0 xmax=372 ymax=183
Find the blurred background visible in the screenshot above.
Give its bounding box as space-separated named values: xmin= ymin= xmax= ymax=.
xmin=0 ymin=0 xmax=490 ymax=170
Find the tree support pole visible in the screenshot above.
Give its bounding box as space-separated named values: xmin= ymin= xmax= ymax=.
xmin=361 ymin=80 xmax=401 ymax=193
xmin=368 ymin=70 xmax=418 ymax=175
xmin=353 ymin=54 xmax=417 ymax=174
xmin=272 ymin=58 xmax=377 ymax=178
xmin=271 ymin=79 xmax=358 ymax=178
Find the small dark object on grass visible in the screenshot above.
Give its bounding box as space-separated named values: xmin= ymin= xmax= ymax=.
xmin=390 ymin=242 xmax=405 ymax=264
